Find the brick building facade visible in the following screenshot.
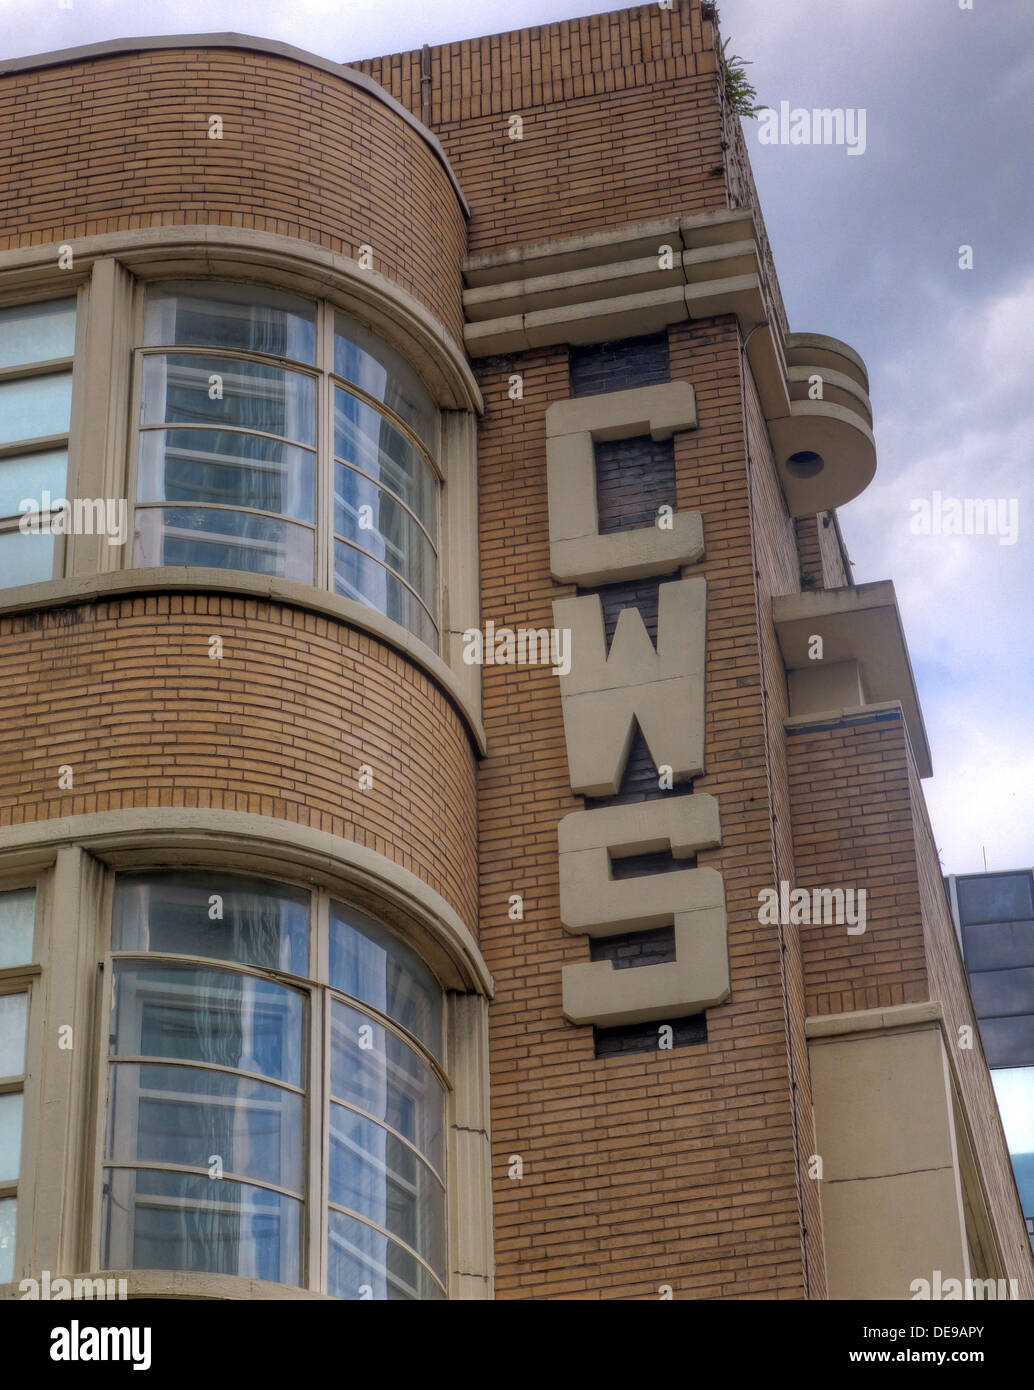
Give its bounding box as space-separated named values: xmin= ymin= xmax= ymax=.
xmin=0 ymin=4 xmax=1029 ymax=1301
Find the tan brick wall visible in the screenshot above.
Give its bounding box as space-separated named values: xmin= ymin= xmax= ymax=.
xmin=787 ymin=713 xmax=930 ymax=1017
xmin=475 ymin=320 xmax=812 ymax=1298
xmin=0 ymin=47 xmax=467 ymax=344
xmin=795 ymin=514 xmax=851 ymax=590
xmin=744 ymin=362 xmax=827 ymax=1297
xmin=0 ymin=593 xmax=478 ymax=930
xmin=358 ymin=5 xmax=727 ymax=254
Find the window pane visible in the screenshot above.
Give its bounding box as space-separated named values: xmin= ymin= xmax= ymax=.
xmin=103 ymin=1167 xmax=301 ymax=1285
xmin=963 ymin=920 xmax=1034 ymax=973
xmin=958 ymin=873 xmax=1034 ymax=925
xmin=333 ymin=540 xmax=437 ymax=649
xmin=0 ymin=373 xmax=72 ymax=446
xmin=333 ymin=388 xmax=436 ymax=532
xmin=978 ymin=1016 xmax=1034 ymax=1068
xmin=0 ymin=298 xmax=76 ymax=370
xmin=327 ymin=1209 xmax=443 ymax=1301
xmin=334 ymin=313 xmax=436 ymax=449
xmin=142 ymin=354 xmax=315 ymax=447
xmin=139 ymin=429 xmax=314 ymax=522
xmin=335 ymin=465 xmax=437 ymax=597
xmin=0 ymin=449 xmax=69 ymax=520
xmin=134 ymin=506 xmax=313 ymax=582
xmin=329 ymin=903 xmax=442 ymax=1058
xmin=108 ymin=1063 xmax=303 ymax=1194
xmin=113 ymin=872 xmax=309 ymax=975
xmin=0 ymin=529 xmax=55 ymax=588
xmin=329 ymin=1105 xmax=445 ymax=1277
xmin=111 ymin=963 xmax=305 ymax=1088
xmin=0 ymin=1092 xmax=23 ymax=1182
xmin=0 ymin=994 xmax=27 ymax=1077
xmin=969 ymin=968 xmax=1034 ymax=1019
xmin=145 ymin=283 xmax=316 ymax=365
xmin=0 ymin=889 xmax=35 ymax=968
xmin=330 ymin=1001 xmax=444 ymax=1173
xmin=0 ymin=1197 xmax=14 ymax=1283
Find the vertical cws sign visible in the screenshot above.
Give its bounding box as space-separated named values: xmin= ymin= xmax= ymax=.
xmin=545 ymin=381 xmax=730 ymax=1027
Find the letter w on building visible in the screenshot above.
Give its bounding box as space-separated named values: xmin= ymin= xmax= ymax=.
xmin=552 ymin=577 xmax=706 ymax=796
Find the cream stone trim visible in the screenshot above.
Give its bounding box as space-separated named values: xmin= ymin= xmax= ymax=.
xmin=805 ymin=1001 xmax=943 ymax=1038
xmin=0 ymin=1270 xmax=334 ymax=1301
xmin=68 ymin=259 xmax=135 ymax=578
xmin=0 ymin=810 xmax=492 ymax=996
xmin=558 ymin=795 xmax=722 ymax=933
xmin=809 ymin=1020 xmax=970 ymax=1300
xmin=463 ymin=209 xmax=877 ymax=518
xmin=0 ymin=228 xmax=481 ymax=413
xmin=807 ymin=1002 xmax=1032 ymax=1298
xmin=445 ymin=993 xmax=494 ymax=1298
xmin=0 ymin=567 xmax=486 ymax=754
xmin=559 ymin=795 xmax=729 ymax=1027
xmin=775 ymin=581 xmax=932 ymax=777
xmin=545 ymin=382 xmax=703 ymax=585
xmin=0 ymin=34 xmax=470 ymax=219
xmin=787 ymin=659 xmax=866 ymax=718
xmin=545 ymin=383 xmax=697 ymax=441
xmin=552 ymin=578 xmax=706 ymax=796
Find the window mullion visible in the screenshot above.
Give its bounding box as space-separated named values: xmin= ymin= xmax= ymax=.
xmin=316 ymin=302 xmax=333 ymax=592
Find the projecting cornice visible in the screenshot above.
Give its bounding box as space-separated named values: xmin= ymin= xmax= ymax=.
xmin=463 ymin=209 xmax=877 ymax=517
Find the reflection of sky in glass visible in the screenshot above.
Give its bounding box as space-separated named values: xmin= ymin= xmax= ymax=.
xmin=992 ymin=1067 xmax=1034 ymax=1154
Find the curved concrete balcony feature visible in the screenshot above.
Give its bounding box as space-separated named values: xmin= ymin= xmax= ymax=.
xmin=462 ymin=212 xmax=878 ymax=517
xmin=770 ymin=333 xmax=877 ymax=516
xmin=773 ymin=580 xmax=933 ymax=778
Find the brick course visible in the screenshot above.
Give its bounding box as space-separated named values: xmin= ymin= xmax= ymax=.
xmin=0 ymin=593 xmax=478 ymax=930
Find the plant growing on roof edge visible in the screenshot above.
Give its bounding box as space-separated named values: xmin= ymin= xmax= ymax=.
xmin=722 ymin=38 xmax=766 ymax=120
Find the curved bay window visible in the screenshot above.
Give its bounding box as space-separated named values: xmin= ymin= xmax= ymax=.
xmin=103 ymin=871 xmax=447 ymax=1299
xmin=134 ymin=282 xmax=441 ymax=649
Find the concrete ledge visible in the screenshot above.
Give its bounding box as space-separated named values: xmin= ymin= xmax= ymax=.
xmin=462 ymin=209 xmax=877 ymax=517
xmin=0 ymin=1269 xmax=332 ymax=1301
xmin=806 ymin=1001 xmax=943 ymax=1039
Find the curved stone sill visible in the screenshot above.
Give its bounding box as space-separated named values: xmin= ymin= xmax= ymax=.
xmin=0 ymin=809 xmax=493 ymax=993
xmin=0 ymin=1270 xmax=333 ymax=1301
xmin=0 ymin=568 xmax=487 ymax=754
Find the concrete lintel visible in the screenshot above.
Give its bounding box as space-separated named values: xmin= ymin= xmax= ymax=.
xmin=462 ymin=217 xmax=686 ymax=287
xmin=807 ymin=1001 xmax=944 ymax=1040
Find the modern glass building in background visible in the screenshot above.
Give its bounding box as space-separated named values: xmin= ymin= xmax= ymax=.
xmin=950 ymin=870 xmax=1034 ymax=1248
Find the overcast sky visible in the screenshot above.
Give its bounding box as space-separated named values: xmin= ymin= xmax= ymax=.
xmin=3 ymin=0 xmax=1031 ymax=876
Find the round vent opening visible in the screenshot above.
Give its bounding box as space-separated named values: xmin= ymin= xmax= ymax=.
xmin=786 ymin=450 xmax=825 ymax=478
